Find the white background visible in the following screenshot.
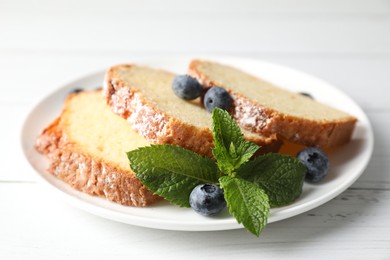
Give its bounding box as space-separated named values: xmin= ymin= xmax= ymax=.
xmin=1 ymin=0 xmax=390 ymax=259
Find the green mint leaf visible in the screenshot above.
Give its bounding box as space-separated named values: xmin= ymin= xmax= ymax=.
xmin=127 ymin=144 xmax=221 ymax=207
xmin=219 ymin=176 xmax=270 ymax=236
xmin=212 ymin=108 xmax=260 ymax=175
xmin=237 ymin=153 xmax=306 ymax=207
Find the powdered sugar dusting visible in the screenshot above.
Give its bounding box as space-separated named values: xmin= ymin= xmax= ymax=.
xmin=109 ymin=83 xmax=169 ymax=142
xmin=232 ymin=94 xmax=269 ymax=132
xmin=127 ymin=92 xmax=168 ymax=140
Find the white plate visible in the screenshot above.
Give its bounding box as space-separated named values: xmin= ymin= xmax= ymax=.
xmin=20 ymin=56 xmax=374 ymax=231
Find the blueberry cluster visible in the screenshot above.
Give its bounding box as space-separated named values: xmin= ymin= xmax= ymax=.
xmin=172 ymin=75 xmax=233 ymax=112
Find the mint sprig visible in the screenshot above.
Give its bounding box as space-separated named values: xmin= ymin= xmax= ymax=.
xmin=127 ymin=108 xmax=305 ymax=236
xmin=212 ymin=108 xmax=259 ymax=175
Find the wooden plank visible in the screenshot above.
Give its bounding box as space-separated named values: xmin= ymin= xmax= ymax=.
xmin=1 ymin=1 xmax=389 ymax=53
xmin=0 ymin=52 xmax=389 ymax=111
xmin=2 ymin=0 xmax=390 ymax=14
xmin=0 ymin=182 xmax=389 ymax=258
xmin=2 ymin=18 xmax=389 ymax=54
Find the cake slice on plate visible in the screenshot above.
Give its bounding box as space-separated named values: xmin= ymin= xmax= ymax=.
xmin=188 ymin=59 xmax=357 ymax=148
xmin=35 ymin=90 xmax=162 ymax=206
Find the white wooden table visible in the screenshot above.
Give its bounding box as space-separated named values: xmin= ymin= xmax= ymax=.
xmin=1 ymin=1 xmax=389 ymax=259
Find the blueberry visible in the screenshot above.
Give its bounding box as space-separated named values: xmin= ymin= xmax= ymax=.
xmin=297 ymin=147 xmax=329 ymax=183
xmin=203 ymin=86 xmax=233 ymax=112
xmin=69 ymin=88 xmax=84 ymax=94
xmin=299 ymin=92 xmax=314 ymax=99
xmin=189 ymin=184 xmax=226 ymax=216
xmin=172 ymin=75 xmax=204 ymax=100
